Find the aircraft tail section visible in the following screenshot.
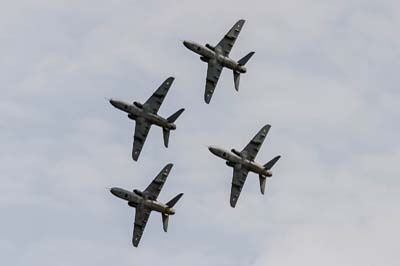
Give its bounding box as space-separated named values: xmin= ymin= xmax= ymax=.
xmin=161 ymin=193 xmax=183 ymax=232
xmin=238 ymin=51 xmax=255 ymax=66
xmin=163 ymin=108 xmax=185 ymax=147
xmin=259 ymin=155 xmax=281 ymax=194
xmin=167 ymin=108 xmax=185 ymax=123
xmin=233 ymin=52 xmax=254 ymax=91
xmin=166 ymin=193 xmax=184 ymax=208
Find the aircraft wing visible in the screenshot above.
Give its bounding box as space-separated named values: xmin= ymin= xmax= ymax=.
xmin=132 ymin=204 xmax=152 ymax=247
xmin=230 ymin=165 xmax=249 ymax=208
xmin=143 ymin=77 xmax=174 ymax=114
xmin=205 ymin=59 xmax=223 ymax=103
xmin=143 ymin=163 xmax=173 ymax=200
xmin=132 ymin=117 xmax=151 ymax=161
xmin=241 ymin=125 xmax=270 ymax=162
xmin=216 ymin=19 xmax=245 ymax=57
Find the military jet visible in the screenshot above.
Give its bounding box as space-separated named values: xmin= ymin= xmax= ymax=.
xmin=109 ymin=77 xmax=184 ymax=161
xmin=183 ymin=19 xmax=255 ymax=104
xmin=110 ymin=163 xmax=183 ymax=247
xmin=208 ymin=125 xmax=280 ymax=208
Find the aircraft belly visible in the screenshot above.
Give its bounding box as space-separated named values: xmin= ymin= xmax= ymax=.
xmin=129 ymin=194 xmax=141 ymax=204
xmin=201 ymin=48 xmax=215 ymax=59
xmin=225 ymin=152 xmax=240 ymax=162
xmin=144 ymin=200 xmax=167 ymax=213
xmin=129 ymin=105 xmax=142 ymax=116
xmin=222 ymin=58 xmax=237 ymax=70
xmin=247 ymin=162 xmax=264 ymax=174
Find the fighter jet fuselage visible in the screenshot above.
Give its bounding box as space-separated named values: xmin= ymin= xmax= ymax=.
xmin=110 ymin=187 xmax=176 ymax=215
xmin=109 ymin=99 xmax=177 ymax=130
xmin=183 ymin=41 xmax=247 ymax=74
xmin=208 ymin=146 xmax=272 ymax=178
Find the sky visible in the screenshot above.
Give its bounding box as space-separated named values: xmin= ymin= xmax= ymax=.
xmin=1 ymin=0 xmax=400 ymax=265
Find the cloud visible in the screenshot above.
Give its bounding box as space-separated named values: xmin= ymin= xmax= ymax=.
xmin=1 ymin=0 xmax=399 ymax=265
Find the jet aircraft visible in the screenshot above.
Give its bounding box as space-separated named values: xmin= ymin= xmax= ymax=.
xmin=208 ymin=125 xmax=280 ymax=208
xmin=109 ymin=77 xmax=184 ymax=161
xmin=110 ymin=163 xmax=184 ymax=247
xmin=183 ymin=19 xmax=255 ymax=103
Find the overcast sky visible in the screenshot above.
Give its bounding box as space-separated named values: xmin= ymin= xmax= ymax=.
xmin=1 ymin=0 xmax=399 ymax=265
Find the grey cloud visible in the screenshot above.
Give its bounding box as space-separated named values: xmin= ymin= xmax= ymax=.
xmin=1 ymin=0 xmax=399 ymax=265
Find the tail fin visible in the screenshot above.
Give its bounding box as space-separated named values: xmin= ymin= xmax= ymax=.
xmin=167 ymin=108 xmax=185 ymax=123
xmin=233 ymin=52 xmax=254 ymax=91
xmin=166 ymin=193 xmax=184 ymax=208
xmin=233 ymin=71 xmax=240 ymax=91
xmin=161 ymin=213 xmax=169 ymax=232
xmin=238 ymin=51 xmax=255 ymax=66
xmin=161 ymin=193 xmax=183 ymax=233
xmin=164 ymin=108 xmax=184 ymax=147
xmin=162 ymin=128 xmax=170 ymax=148
xmin=259 ymin=156 xmax=281 ymax=194
xmin=259 ymin=175 xmax=267 ymax=194
xmin=264 ymin=155 xmax=281 ymax=170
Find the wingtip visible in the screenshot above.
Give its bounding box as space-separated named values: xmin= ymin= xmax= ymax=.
xmin=165 ymin=77 xmax=175 ymax=85
xmin=230 ymin=198 xmax=237 ymax=208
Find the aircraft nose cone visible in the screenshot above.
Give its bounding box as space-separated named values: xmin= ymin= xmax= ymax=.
xmin=183 ymin=40 xmax=195 ymax=50
xmin=110 ymin=187 xmax=118 ymax=196
xmin=208 ymin=146 xmax=218 ymax=155
xmin=109 ymin=98 xmax=117 ymax=107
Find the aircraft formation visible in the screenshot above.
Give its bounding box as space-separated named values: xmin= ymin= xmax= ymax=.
xmin=108 ymin=19 xmax=281 ymax=247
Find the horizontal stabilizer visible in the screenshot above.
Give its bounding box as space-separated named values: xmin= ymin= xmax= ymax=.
xmin=162 ymin=128 xmax=170 ymax=148
xmin=166 ymin=193 xmax=184 ymax=208
xmin=162 ymin=213 xmax=169 ymax=232
xmin=259 ymin=175 xmax=266 ymax=194
xmin=167 ymin=108 xmax=185 ymax=123
xmin=238 ymin=51 xmax=255 ymax=66
xmin=264 ymin=155 xmax=281 ymax=170
xmin=233 ymin=71 xmax=240 ymax=91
